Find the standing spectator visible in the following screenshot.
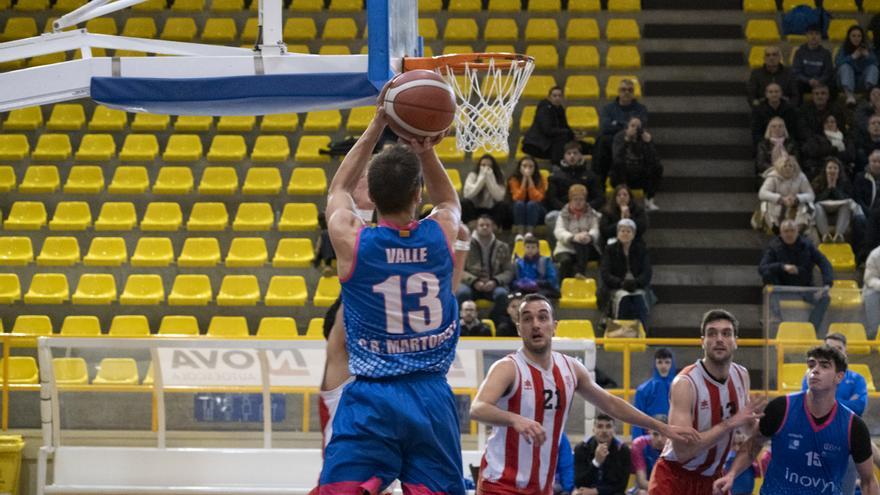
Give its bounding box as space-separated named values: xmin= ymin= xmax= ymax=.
xmin=801 ymin=114 xmax=855 ymax=179
xmin=758 ymin=219 xmax=834 ymax=332
xmin=545 ymin=141 xmax=604 ymax=229
xmin=512 ymin=234 xmax=560 ymax=299
xmin=522 ymin=86 xmax=576 ymax=164
xmin=720 ymin=432 xmax=761 ymax=495
xmin=836 ymin=25 xmax=880 ymax=106
xmin=631 ymin=348 xmax=676 ymax=439
xmin=792 ymin=25 xmax=834 ymax=97
xmin=556 ymin=434 xmax=575 ymax=495
xmin=573 ymin=413 xmax=631 ymax=495
xmin=461 ymin=154 xmax=507 ymax=226
xmin=458 ymin=300 xmax=492 ymax=337
xmin=554 ymin=184 xmax=601 ymax=279
xmin=599 ymin=185 xmax=647 ymax=246
xmin=508 ymin=155 xmax=547 ymax=237
xmin=756 ymin=155 xmax=815 ymax=233
xmin=599 ymin=219 xmax=653 ymax=327
xmin=748 ymin=45 xmax=799 ymax=107
xmin=630 ymin=418 xmax=669 ymax=495
xmin=799 ymin=83 xmax=847 ymax=141
xmin=812 ymin=157 xmax=855 ymax=242
xmin=457 ymin=215 xmax=513 ymax=321
xmin=751 ymin=82 xmax=800 ymax=147
xmin=611 ymin=117 xmax=663 ymax=211
xmin=492 ymin=291 xmax=523 ymax=337
xmin=856 ymin=115 xmax=880 ymax=173
xmin=863 ymin=244 xmax=880 ymax=339
xmin=755 ymin=117 xmax=799 ymax=176
xmin=595 ymin=79 xmax=648 ymax=186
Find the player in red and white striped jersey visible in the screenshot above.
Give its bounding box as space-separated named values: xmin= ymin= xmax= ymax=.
xmin=648 ymin=309 xmax=767 ymax=495
xmin=470 ymin=294 xmax=700 ymax=495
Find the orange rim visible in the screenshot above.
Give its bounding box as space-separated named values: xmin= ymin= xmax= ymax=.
xmin=402 ymin=53 xmax=534 ymax=73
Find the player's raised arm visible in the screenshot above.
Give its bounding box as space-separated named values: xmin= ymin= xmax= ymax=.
xmin=470 ymin=359 xmax=546 ymax=445
xmin=452 ymin=224 xmax=470 ymax=289
xmin=402 ymin=135 xmax=461 ymax=241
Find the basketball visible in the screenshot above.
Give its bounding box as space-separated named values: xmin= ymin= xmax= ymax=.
xmin=382 ymin=69 xmax=457 ymax=140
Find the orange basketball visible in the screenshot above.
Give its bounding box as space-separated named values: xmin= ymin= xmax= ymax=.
xmin=382 ymin=70 xmax=457 ymax=140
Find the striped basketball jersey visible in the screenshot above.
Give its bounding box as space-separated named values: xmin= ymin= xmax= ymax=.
xmin=660 ymin=360 xmax=749 ymax=477
xmin=340 ymin=217 xmax=459 ymax=378
xmin=480 ymin=350 xmax=580 ymax=495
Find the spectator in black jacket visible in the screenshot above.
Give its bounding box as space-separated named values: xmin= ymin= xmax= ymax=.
xmin=792 ymin=25 xmax=834 ymax=97
xmin=600 ymin=185 xmax=648 ymax=246
xmin=751 ymin=83 xmax=800 ymax=148
xmin=801 ymin=114 xmax=856 ymax=179
xmin=545 ymin=141 xmax=604 ymax=229
xmin=459 ymin=300 xmax=492 ymax=337
xmin=748 ymin=45 xmax=799 ymax=107
xmin=594 ymin=78 xmax=648 ymax=186
xmin=522 ymin=86 xmax=575 ymax=165
xmin=812 ymin=157 xmax=855 ymax=242
xmin=492 ymin=292 xmax=523 ymax=337
xmin=856 ymin=114 xmax=880 ymax=174
xmin=611 ymin=117 xmax=663 ymax=211
xmin=854 ymin=150 xmax=880 ymax=259
xmin=759 ymin=219 xmax=834 ymax=333
xmin=574 ymin=413 xmax=630 ymax=495
xmin=855 ymin=87 xmax=880 ymax=139
xmin=599 ymin=219 xmax=653 ymax=327
xmin=798 ymin=84 xmax=847 ymax=141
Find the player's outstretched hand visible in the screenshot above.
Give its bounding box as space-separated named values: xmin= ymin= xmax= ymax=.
xmin=727 ymin=395 xmax=767 ymax=429
xmin=400 ymin=133 xmax=445 ymax=154
xmin=712 ymin=474 xmax=734 ymax=495
xmin=663 ymin=424 xmax=700 ymax=444
xmin=511 ymin=415 xmax=546 ymax=445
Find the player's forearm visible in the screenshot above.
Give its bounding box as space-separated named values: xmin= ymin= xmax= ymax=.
xmin=862 ymin=478 xmax=880 ymax=495
xmin=329 ymin=118 xmax=385 ymax=195
xmin=671 ymin=420 xmax=735 ymax=461
xmin=419 ymin=148 xmax=460 ymax=214
xmin=470 ymin=400 xmax=520 ymax=427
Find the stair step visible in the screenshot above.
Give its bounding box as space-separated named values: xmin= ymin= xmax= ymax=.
xmin=645 ymin=51 xmax=744 ymax=66
xmin=661 ymin=176 xmax=757 ymax=193
xmin=651 ymin=112 xmax=750 ymax=128
xmin=649 ymin=211 xmax=752 ymax=229
xmin=655 ymin=143 xmax=753 ymax=160
xmin=649 ymin=304 xmax=763 ymax=338
xmin=643 ymin=24 xmax=743 ymax=40
xmin=646 ymin=96 xmax=749 ymax=113
xmin=654 ymin=284 xmax=762 ymax=305
xmin=651 ymin=127 xmax=751 ymax=145
xmin=663 ymin=159 xmax=755 ymax=178
xmin=653 ymin=264 xmax=763 ymax=286
xmin=643 ymin=0 xmax=743 ymax=9
xmin=650 ymin=246 xmax=762 ymax=265
xmin=653 ymin=192 xmax=755 ymax=212
xmin=647 ymin=80 xmax=745 ymax=97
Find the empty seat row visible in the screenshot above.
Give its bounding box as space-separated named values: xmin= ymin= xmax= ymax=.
xmin=0 ymin=272 xmax=341 ymax=306
xmin=520 ymin=105 xmax=599 ymax=132
xmin=780 ymin=362 xmax=876 ymax=391
xmin=743 ymin=0 xmax=865 ymax=14
xmin=0 ymin=356 xmax=149 ymax=385
xmin=777 ymin=321 xmax=880 ymax=354
xmin=745 ymin=18 xmax=871 ymax=44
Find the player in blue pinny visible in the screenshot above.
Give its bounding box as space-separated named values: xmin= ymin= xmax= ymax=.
xmin=315 ymin=100 xmax=465 ymax=495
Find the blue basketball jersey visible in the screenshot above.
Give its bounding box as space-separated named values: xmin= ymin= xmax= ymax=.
xmin=762 ymin=392 xmax=854 ymax=495
xmin=340 ymin=217 xmax=459 ymax=378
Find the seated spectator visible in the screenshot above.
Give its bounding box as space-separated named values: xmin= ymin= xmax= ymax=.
xmin=462 ymin=154 xmax=507 ymax=226
xmin=458 ymin=300 xmax=492 ymax=337
xmin=574 ymin=413 xmax=630 ymax=495
xmin=631 ymin=348 xmax=675 ymax=439
xmin=545 ymin=141 xmax=604 ymax=229
xmin=798 ymin=83 xmax=847 ymax=141
xmin=855 ymin=87 xmax=880 ymax=138
xmin=836 ymin=25 xmax=879 ymax=106
xmin=599 ymin=219 xmax=653 ymax=327
xmin=792 ymin=25 xmax=834 ymax=98
xmin=721 ymin=431 xmax=761 ymax=495
xmin=756 ymin=116 xmax=799 ymax=176
xmin=600 ymin=185 xmax=648 ymax=246
xmin=629 ymin=417 xmax=668 ymax=495
xmin=801 ymin=114 xmax=855 ymax=179
xmin=611 ymin=117 xmax=663 ymax=211
xmin=758 ymin=219 xmax=834 ymax=332
xmin=512 ymin=234 xmax=560 ymax=299
xmin=522 ymin=86 xmax=576 ymax=164
xmin=555 ymin=434 xmax=574 ymax=495
xmin=751 ymin=82 xmax=800 ymax=148
xmin=748 ymin=45 xmax=799 ymax=107
xmin=864 ymin=246 xmax=880 ymax=339
xmin=854 ymin=150 xmax=880 ymax=214
xmin=457 ymin=215 xmax=513 ymax=321
xmin=553 ymin=184 xmax=601 ymax=279
xmin=855 ymin=115 xmax=880 ymax=173
xmin=493 ymin=291 xmax=522 ymax=337
xmin=756 ymin=155 xmax=815 ymax=233
xmin=507 ymin=156 xmax=547 ymax=237
xmin=595 ymin=78 xmax=648 ymax=186
xmin=812 ymin=157 xmax=856 ymax=242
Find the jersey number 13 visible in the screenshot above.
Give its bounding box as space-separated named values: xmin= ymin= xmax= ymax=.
xmin=373 ymin=273 xmax=442 ymax=334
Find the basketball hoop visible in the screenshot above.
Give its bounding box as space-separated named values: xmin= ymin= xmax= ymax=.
xmin=403 ymin=53 xmax=535 ymax=153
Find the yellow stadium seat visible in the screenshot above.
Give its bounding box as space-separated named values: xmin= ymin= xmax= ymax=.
xmin=565 ymin=20 xmax=599 ymax=42
xmin=83 ymin=237 xmax=127 ymax=266
xmin=163 ymin=134 xmax=203 ymax=162
xmin=524 ymin=18 xmax=558 ymax=42
xmin=319 ymin=45 xmax=350 ymax=55
xmin=513 ymin=238 xmax=552 ymax=258
xmin=606 ymin=19 xmax=640 ymax=42
xmin=187 ymin=202 xmax=228 ymax=231
xmin=159 ymin=315 xmax=199 ymax=335
xmin=125 ymin=243 xmax=166 ymax=275
xmin=746 ymin=20 xmax=780 ymax=43
xmin=782 ymin=0 xmax=814 ymax=9
xmin=564 ymin=75 xmax=599 ymax=100
xmin=777 ymin=321 xmax=817 ymax=353
xmin=849 ymin=364 xmax=876 ymax=392
xmin=290 ymin=0 xmax=322 ymax=10
xmin=265 ymin=276 xmax=308 ymax=306
xmin=487 ymin=0 xmax=518 ymax=10
xmin=12 ymin=315 xmax=52 ymax=335
xmin=6 ymin=202 xmax=47 ymax=230
xmin=29 ymin=53 xmax=66 ymax=69
xmin=448 ymin=0 xmax=480 ymax=11
xmin=153 ymin=167 xmax=194 ymax=194
xmin=442 ymin=44 xmax=473 ymax=56
xmin=251 ymin=135 xmax=290 ymax=162
xmin=323 ymin=18 xmax=357 ymax=40
xmin=556 ymin=319 xmax=595 ymax=339
xmin=64 ymin=165 xmax=104 ymax=194
xmin=49 ymin=201 xmax=92 ymax=230
xmin=435 ymin=137 xmax=465 ymax=162
xmin=608 ymin=0 xmax=639 ymax=11
xmin=72 ymin=273 xmax=117 ymax=305
xmin=743 ymin=0 xmax=775 ymax=12
xmin=226 ymin=237 xmax=268 ymax=267
xmin=1 ymin=18 xmax=38 ymax=41
xmin=217 ymin=275 xmax=261 ymax=306
xmin=526 ymin=44 xmax=558 ymax=70
xmin=199 ymin=167 xmax=239 ymax=194
xmin=177 ymin=237 xmax=221 ymax=266
xmin=830 ymin=279 xmax=861 ymax=309
xmin=0 ymin=357 xmax=38 ymax=384
xmin=418 ymin=18 xmax=438 ymax=40
xmin=161 ymin=17 xmax=197 ymax=42
xmin=481 ymin=319 xmax=496 ymax=336
xmin=257 ymin=317 xmax=298 ymax=338
xmin=233 ymin=202 xmax=274 ymax=231
xmin=93 ymin=358 xmax=139 ymax=385
xmin=53 ymin=358 xmax=89 ymax=384
xmin=261 ymin=113 xmax=299 ymax=132
xmin=294 ymin=135 xmax=331 ymax=163
xmin=303 ymin=110 xmax=342 ymax=132
xmin=569 ymin=0 xmax=600 ymax=8
xmin=241 ymin=18 xmax=259 ymax=43
xmin=243 ymin=167 xmax=283 ymax=195
xmin=108 ymin=167 xmax=149 ymax=194
xmin=85 ymin=18 xmax=117 ymax=35
xmin=175 ymin=115 xmax=213 ymax=131
xmin=288 ymin=167 xmax=327 ymax=195
xmin=120 ymin=134 xmax=159 ymax=162
xmin=483 ymin=19 xmax=518 ymax=42
xmin=559 ymin=278 xmax=598 ymax=309
xmin=208 ymin=135 xmax=248 ymax=161
xmin=278 ymin=202 xmax=318 ymax=231
xmin=89 ymin=106 xmax=127 ymax=131
xmin=606 ymin=45 xmax=641 ymax=69
xmin=605 ymin=76 xmax=641 ymax=99
xmin=47 ymin=104 xmax=85 ymax=130
xmin=0 ymin=166 xmax=14 ymax=192
xmin=818 ymin=242 xmax=856 ymax=271
xmin=828 ymin=19 xmax=858 ymax=43
xmin=132 ymin=0 xmax=164 ymax=10
xmin=864 ymin=0 xmax=880 ymax=12
xmin=25 ymin=273 xmax=69 ymax=304
xmin=95 ymin=201 xmax=138 ymax=231
xmin=0 ymin=134 xmax=29 ymax=160
xmin=172 ymin=0 xmax=204 ymax=11
xmin=131 ymin=114 xmax=170 ymax=132
xmin=216 ymin=115 xmax=256 ymax=132
xmin=141 ymin=202 xmax=183 ymax=231
xmin=313 ymin=276 xmax=340 ymax=307
xmin=32 ymin=134 xmax=71 ymax=161
xmin=120 ymin=274 xmax=165 ymax=305
xmin=306 ymin=318 xmax=324 ymax=337
xmin=827 ymin=322 xmax=870 ymax=354
xmin=4 ymin=106 xmax=42 ymax=130
xmin=20 ymin=165 xmax=60 ymax=193
xmin=36 ymin=236 xmax=80 ymax=266
xmin=283 ymin=18 xmax=318 ymax=41
xmin=781 ymin=363 xmax=807 ymax=391
xmin=273 ymin=238 xmax=314 ymax=267
xmin=519 ymin=106 xmax=536 ymax=131
xmin=523 ymin=75 xmax=557 ymax=100
xmin=567 ymin=106 xmax=599 ymax=133
xmin=748 ymin=46 xmax=769 ymax=70
xmin=528 ymin=0 xmax=558 ymax=11
xmin=76 ymin=134 xmax=116 ymax=162
xmin=603 ymin=320 xmax=646 ymax=351
xmin=443 ymin=18 xmax=478 ymax=41
xmin=207 ymin=316 xmax=250 ymax=337
xmin=0 ymin=274 xmax=21 ymax=304
xmin=169 ymin=274 xmax=213 ymax=306
xmin=211 ymin=0 xmax=243 ymax=10
xmin=122 ymin=17 xmax=157 ymax=38
xmin=0 ymin=237 xmax=32 ymax=266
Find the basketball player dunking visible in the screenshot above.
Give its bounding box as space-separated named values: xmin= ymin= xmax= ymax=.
xmin=648 ymin=309 xmax=767 ymax=495
xmin=471 ymin=294 xmax=700 ymax=495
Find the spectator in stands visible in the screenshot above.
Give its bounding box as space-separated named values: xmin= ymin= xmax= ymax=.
xmin=756 ymin=155 xmax=815 ymax=233
xmin=751 ymin=82 xmax=800 ymax=148
xmin=600 ymin=185 xmax=648 ymax=246
xmin=545 ymin=141 xmax=604 ymax=229
xmin=574 ymin=413 xmax=630 ymax=495
xmin=812 ymin=157 xmax=856 ymax=243
xmin=461 ymin=154 xmax=507 ymax=227
xmin=512 ymin=234 xmax=560 ymax=299
xmin=555 ymin=434 xmax=575 ymax=495
xmin=522 ymin=86 xmax=576 ymax=165
xmin=595 ymin=78 xmax=648 ymax=186
xmin=457 ymin=215 xmax=513 ymax=321
xmin=630 ymin=416 xmax=669 ymax=495
xmin=508 ymin=156 xmax=547 ymax=238
xmin=854 ymin=150 xmax=880 ymax=214
xmin=855 ymin=115 xmax=880 ymax=173
xmin=493 ymin=292 xmax=522 ymax=338
xmin=611 ymin=116 xmax=663 ymax=211
xmin=801 ymin=114 xmax=855 ymax=179
xmin=799 ymin=83 xmax=847 ymax=141
xmin=855 ymin=87 xmax=880 ymax=138
xmin=758 ymin=219 xmax=834 ymax=332
xmin=747 ymin=45 xmax=798 ymax=107
xmin=756 ymin=117 xmax=799 ymax=176
xmin=631 ymin=348 xmax=676 ymax=439
xmin=458 ymin=300 xmax=492 ymax=337
xmin=599 ymin=219 xmax=653 ymax=327
xmin=792 ymin=25 xmax=834 ymax=98
xmin=721 ymin=431 xmax=761 ymax=495
xmin=864 ymin=245 xmax=880 ymax=338
xmin=836 ymin=25 xmax=879 ymax=107
xmin=553 ymin=184 xmax=601 ymax=279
